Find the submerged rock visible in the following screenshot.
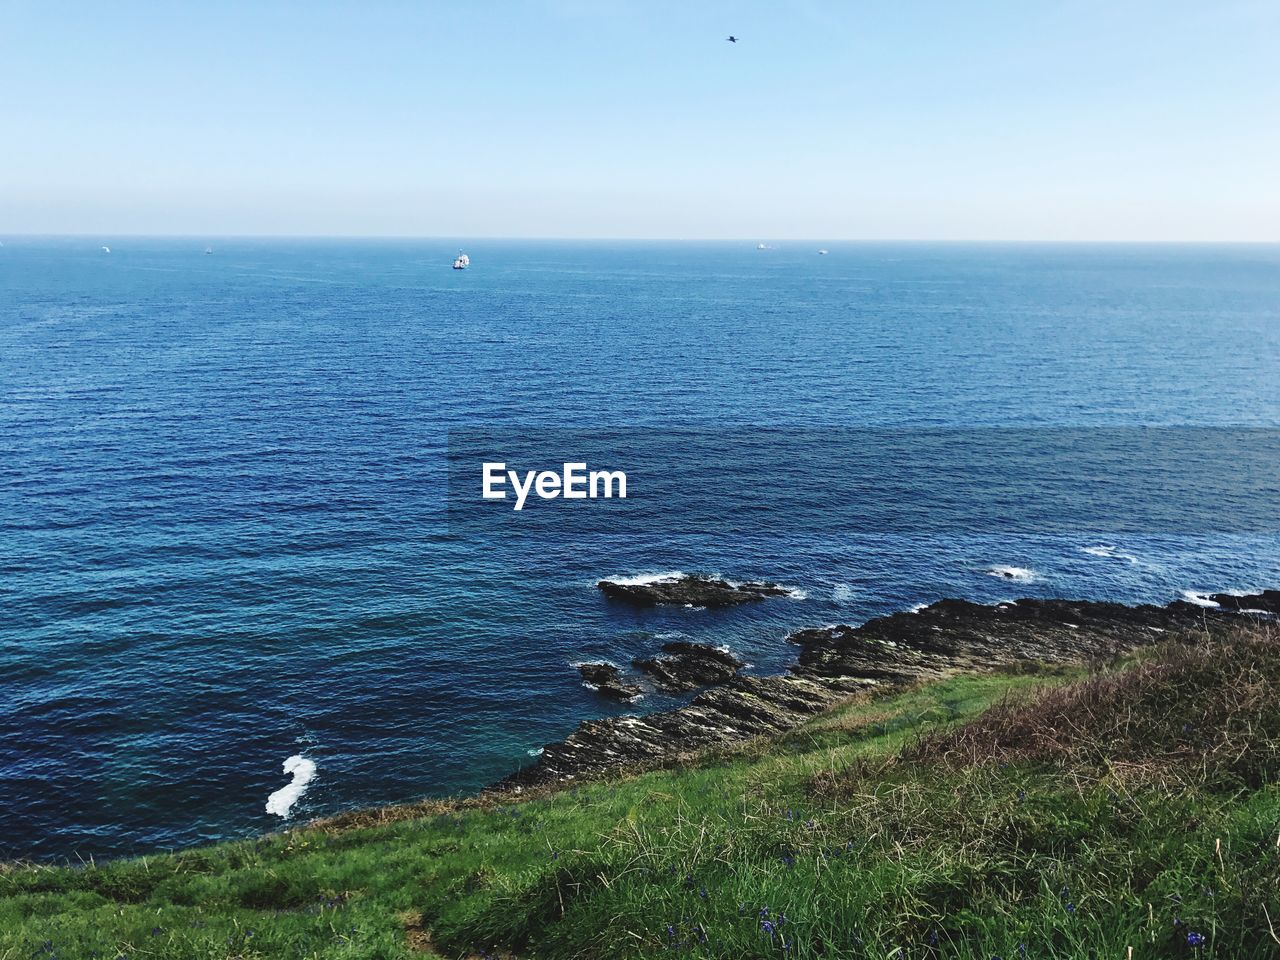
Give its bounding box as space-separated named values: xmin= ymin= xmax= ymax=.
xmin=632 ymin=641 xmax=745 ymax=692
xmin=491 ymin=594 xmax=1259 ymax=794
xmin=598 ymin=574 xmax=792 ymax=609
xmin=576 ymin=662 xmax=643 ymax=701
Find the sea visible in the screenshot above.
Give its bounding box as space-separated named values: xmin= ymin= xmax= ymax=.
xmin=2 ymin=237 xmax=1279 ymax=861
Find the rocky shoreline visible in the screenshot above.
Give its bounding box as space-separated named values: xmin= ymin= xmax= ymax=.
xmin=491 ymin=588 xmax=1279 ymax=793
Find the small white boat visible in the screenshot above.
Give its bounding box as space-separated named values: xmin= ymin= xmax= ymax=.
xmin=101 ymin=245 xmax=111 ymax=254
xmin=452 ymin=253 xmax=470 ymax=270
xmin=756 ymin=243 xmax=768 ymax=250
xmin=818 ymin=249 xmax=829 ymax=255
xmin=204 ymin=246 xmax=213 ymax=255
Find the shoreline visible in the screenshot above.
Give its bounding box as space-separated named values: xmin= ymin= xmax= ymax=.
xmin=8 ymin=589 xmax=1276 ymax=861
xmin=488 ymin=589 xmax=1279 ymax=795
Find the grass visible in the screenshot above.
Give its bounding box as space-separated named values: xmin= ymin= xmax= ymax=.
xmin=3 ymin=623 xmax=1279 ymax=959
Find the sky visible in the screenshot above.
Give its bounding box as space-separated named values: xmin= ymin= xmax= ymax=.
xmin=1 ymin=0 xmax=1277 ymax=240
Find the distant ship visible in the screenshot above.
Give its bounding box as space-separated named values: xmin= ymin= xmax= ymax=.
xmin=756 ymin=243 xmax=768 ymax=250
xmin=818 ymin=249 xmax=829 ymax=255
xmin=452 ymin=253 xmax=470 ymax=270
xmin=101 ymin=245 xmax=111 ymax=254
xmin=204 ymin=246 xmax=214 ymax=255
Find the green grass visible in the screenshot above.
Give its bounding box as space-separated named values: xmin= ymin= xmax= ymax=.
xmin=4 ymin=630 xmax=1279 ymax=960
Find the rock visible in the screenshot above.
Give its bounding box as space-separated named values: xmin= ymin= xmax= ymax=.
xmin=598 ymin=574 xmax=792 ymax=609
xmin=632 ymin=641 xmax=744 ymax=692
xmin=1207 ymin=590 xmax=1280 ymax=614
xmin=489 ymin=594 xmax=1258 ymax=795
xmin=576 ymin=662 xmax=643 ymax=701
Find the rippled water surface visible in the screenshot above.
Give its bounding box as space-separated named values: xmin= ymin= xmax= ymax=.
xmin=2 ymin=238 xmax=1279 ymax=859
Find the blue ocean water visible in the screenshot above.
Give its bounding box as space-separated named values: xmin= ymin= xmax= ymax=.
xmin=2 ymin=237 xmax=1279 ymax=860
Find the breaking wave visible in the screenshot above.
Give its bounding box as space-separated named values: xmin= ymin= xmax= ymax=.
xmin=985 ymin=565 xmax=1038 ymax=583
xmin=265 ymin=755 xmax=316 ymax=819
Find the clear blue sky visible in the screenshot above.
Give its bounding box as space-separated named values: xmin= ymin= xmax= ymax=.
xmin=2 ymin=0 xmax=1276 ymax=239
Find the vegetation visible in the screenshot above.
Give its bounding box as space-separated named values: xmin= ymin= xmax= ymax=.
xmin=3 ymin=623 xmax=1279 ymax=959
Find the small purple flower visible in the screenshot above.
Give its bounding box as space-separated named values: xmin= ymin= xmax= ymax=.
xmin=762 ymin=920 xmax=776 ymax=937
xmin=1187 ymin=932 xmax=1206 ymax=947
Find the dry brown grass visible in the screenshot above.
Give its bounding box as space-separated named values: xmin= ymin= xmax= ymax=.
xmin=903 ymin=620 xmax=1280 ymax=788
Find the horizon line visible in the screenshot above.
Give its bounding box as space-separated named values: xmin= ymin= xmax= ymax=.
xmin=4 ymin=233 xmax=1278 ymax=245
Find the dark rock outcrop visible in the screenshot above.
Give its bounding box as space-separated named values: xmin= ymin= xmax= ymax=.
xmin=493 ymin=595 xmax=1251 ymax=793
xmin=1207 ymin=590 xmax=1280 ymax=614
xmin=576 ymin=662 xmax=643 ymax=701
xmin=632 ymin=641 xmax=744 ymax=692
xmin=598 ymin=574 xmax=792 ymax=609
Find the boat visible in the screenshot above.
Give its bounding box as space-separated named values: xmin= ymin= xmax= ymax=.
xmin=453 ymin=253 xmax=470 ymax=270
xmin=756 ymin=243 xmax=768 ymax=250
xmin=101 ymin=245 xmax=111 ymax=254
xmin=818 ymin=249 xmax=829 ymax=255
xmin=204 ymin=246 xmax=213 ymax=255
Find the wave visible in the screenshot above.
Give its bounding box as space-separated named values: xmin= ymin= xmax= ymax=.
xmin=1181 ymin=590 xmax=1221 ymax=608
xmin=602 ymin=570 xmax=685 ymax=586
xmin=265 ymin=755 xmax=317 ymax=819
xmin=985 ymin=565 xmax=1038 ymax=583
xmin=1080 ymin=545 xmax=1139 ymax=564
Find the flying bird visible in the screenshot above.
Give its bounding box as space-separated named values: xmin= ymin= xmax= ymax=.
xmin=726 ymin=35 xmax=738 ymax=43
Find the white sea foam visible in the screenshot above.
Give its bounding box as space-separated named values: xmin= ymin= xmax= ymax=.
xmin=602 ymin=571 xmax=685 ymax=586
xmin=833 ymin=584 xmax=855 ymax=602
xmin=908 ymin=602 xmax=929 ymax=614
xmin=985 ymin=565 xmax=1038 ymax=583
xmin=265 ymin=755 xmax=317 ymax=819
xmin=1080 ymin=545 xmax=1139 ymax=564
xmin=1181 ymin=590 xmax=1220 ymax=608
xmin=527 ymin=747 xmax=545 ymax=757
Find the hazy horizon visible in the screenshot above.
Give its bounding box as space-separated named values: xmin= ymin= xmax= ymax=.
xmin=3 ymin=1 xmax=1277 ymax=241
xmin=7 ymin=234 xmax=1280 ymax=244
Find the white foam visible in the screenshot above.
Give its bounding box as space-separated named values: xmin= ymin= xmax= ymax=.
xmin=908 ymin=602 xmax=929 ymax=614
xmin=833 ymin=584 xmax=855 ymax=602
xmin=1181 ymin=590 xmax=1220 ymax=608
xmin=265 ymin=755 xmax=317 ymax=819
xmin=985 ymin=565 xmax=1038 ymax=583
xmin=1080 ymin=545 xmax=1139 ymax=564
xmin=602 ymin=570 xmax=685 ymax=586
xmin=527 ymin=747 xmax=545 ymax=757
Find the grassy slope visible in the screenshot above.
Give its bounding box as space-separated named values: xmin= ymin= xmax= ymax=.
xmin=3 ymin=631 xmax=1279 ymax=960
